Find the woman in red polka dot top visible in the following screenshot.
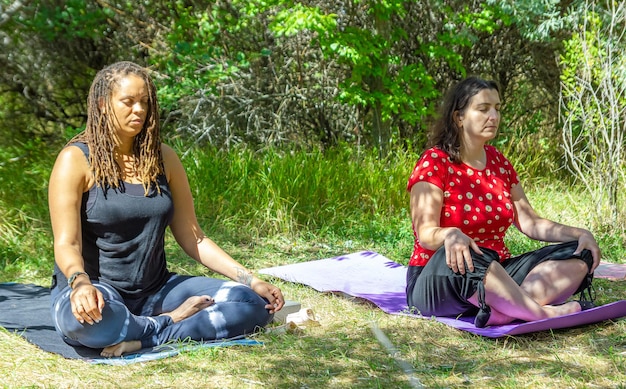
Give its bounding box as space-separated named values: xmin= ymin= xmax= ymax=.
xmin=405 ymin=77 xmax=600 ymax=328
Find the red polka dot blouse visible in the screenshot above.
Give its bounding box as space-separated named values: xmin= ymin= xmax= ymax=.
xmin=407 ymin=146 xmax=520 ymax=266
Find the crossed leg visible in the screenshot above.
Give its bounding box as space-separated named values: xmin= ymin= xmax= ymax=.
xmin=468 ymin=258 xmax=588 ymax=326
xmin=100 ymin=276 xmax=271 ymax=357
xmin=101 ymin=295 xmax=214 ymax=357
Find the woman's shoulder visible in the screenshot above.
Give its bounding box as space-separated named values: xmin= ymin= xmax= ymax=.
xmin=422 ymin=146 xmax=450 ymax=158
xmin=419 ymin=146 xmax=452 ymax=165
xmin=410 ymin=148 xmax=453 ymax=176
xmin=51 ymin=143 xmax=93 ymax=189
xmin=160 ymin=143 xmax=185 ymax=180
xmin=160 ymin=142 xmax=174 ymax=155
xmin=66 ymin=141 xmax=88 ymax=153
xmin=160 ymin=143 xmax=181 ymax=164
xmin=56 ymin=142 xmax=89 ymax=164
xmin=485 ymin=145 xmax=514 ymax=166
xmin=407 ymin=147 xmax=450 ymax=190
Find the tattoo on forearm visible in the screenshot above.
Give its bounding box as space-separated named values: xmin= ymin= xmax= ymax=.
xmin=235 ymin=267 xmax=253 ymax=286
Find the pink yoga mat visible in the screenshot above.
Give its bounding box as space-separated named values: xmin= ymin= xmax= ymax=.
xmin=259 ymin=251 xmax=626 ymax=338
xmin=595 ymin=262 xmax=626 ymax=280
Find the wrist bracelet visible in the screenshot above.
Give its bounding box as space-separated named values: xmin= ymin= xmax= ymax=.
xmin=68 ymin=271 xmax=89 ymax=289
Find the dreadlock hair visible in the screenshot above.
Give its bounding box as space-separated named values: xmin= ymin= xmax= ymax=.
xmin=428 ymin=77 xmax=499 ymax=163
xmin=70 ymin=61 xmax=162 ymax=195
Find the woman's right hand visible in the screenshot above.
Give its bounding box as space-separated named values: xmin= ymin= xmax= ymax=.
xmin=443 ymin=228 xmax=483 ymax=274
xmin=70 ymin=282 xmax=105 ymax=325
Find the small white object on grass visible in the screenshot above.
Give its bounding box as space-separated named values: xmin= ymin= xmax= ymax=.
xmin=272 ymin=300 xmax=302 ymax=323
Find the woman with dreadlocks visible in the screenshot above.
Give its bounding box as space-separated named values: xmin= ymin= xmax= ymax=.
xmin=48 ymin=61 xmax=284 ymax=357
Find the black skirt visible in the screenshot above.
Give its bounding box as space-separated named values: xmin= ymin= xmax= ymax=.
xmin=406 ymin=241 xmax=594 ymax=317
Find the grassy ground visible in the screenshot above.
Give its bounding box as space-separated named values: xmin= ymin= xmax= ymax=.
xmin=1 ymin=142 xmax=626 ymax=388
xmin=1 ymin=237 xmax=626 ymax=388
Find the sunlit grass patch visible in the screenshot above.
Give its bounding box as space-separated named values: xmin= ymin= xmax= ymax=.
xmin=0 ymin=142 xmax=625 ymax=387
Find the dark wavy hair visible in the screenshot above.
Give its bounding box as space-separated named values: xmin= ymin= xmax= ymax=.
xmin=428 ymin=77 xmax=499 ymax=163
xmin=69 ymin=61 xmax=162 ymax=195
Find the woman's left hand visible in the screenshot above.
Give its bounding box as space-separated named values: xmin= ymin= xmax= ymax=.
xmin=574 ymin=230 xmax=601 ymax=273
xmin=251 ymin=279 xmax=285 ymax=313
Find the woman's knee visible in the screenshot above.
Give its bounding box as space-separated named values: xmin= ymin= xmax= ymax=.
xmin=571 ymin=258 xmax=589 ymax=275
xmin=534 ymin=258 xmax=588 ymax=278
xmin=481 ymin=260 xmax=505 ymax=286
xmin=68 ymin=312 xmax=129 ymax=348
xmin=547 ymin=241 xmax=594 ymax=272
xmin=214 ymin=282 xmax=263 ymax=304
xmin=53 ymin=294 xmax=130 ymax=348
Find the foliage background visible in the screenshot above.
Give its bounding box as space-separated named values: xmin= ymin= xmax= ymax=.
xmin=0 ymin=0 xmax=572 ymax=153
xmin=1 ymin=0 xmax=625 ymax=268
xmin=1 ymin=2 xmax=626 ymax=388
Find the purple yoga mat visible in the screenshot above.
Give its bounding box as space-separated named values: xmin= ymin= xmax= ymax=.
xmin=259 ymin=251 xmax=626 ymax=338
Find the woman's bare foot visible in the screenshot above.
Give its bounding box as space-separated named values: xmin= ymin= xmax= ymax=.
xmin=485 ymin=301 xmax=581 ymax=326
xmin=161 ymin=295 xmax=214 ymax=323
xmin=485 ymin=308 xmax=516 ymax=326
xmin=99 ymin=296 xmax=214 ymax=357
xmin=101 ymin=340 xmax=142 ymax=357
xmin=543 ymin=301 xmax=582 ymax=318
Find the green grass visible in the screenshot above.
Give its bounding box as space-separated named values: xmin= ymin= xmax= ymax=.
xmin=1 ymin=141 xmax=626 ymax=388
xmin=182 ymin=144 xmax=412 ymax=242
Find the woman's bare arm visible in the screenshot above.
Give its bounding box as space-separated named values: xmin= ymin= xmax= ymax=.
xmin=48 ymin=145 xmax=103 ymax=323
xmin=163 ymin=144 xmax=284 ymax=312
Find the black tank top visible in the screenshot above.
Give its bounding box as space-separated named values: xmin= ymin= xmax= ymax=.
xmin=53 ymin=142 xmax=173 ymax=299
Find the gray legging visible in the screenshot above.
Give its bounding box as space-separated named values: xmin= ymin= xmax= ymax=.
xmin=50 ymin=274 xmax=272 ymax=349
